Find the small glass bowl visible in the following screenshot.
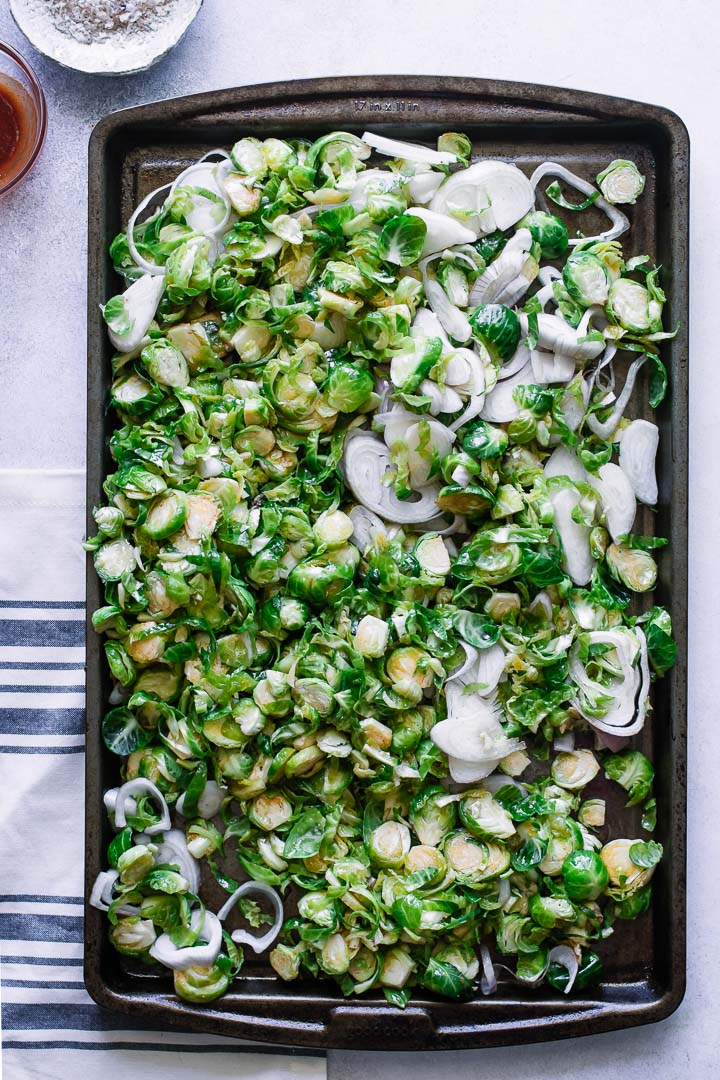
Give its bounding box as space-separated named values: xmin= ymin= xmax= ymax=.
xmin=0 ymin=40 xmax=47 ymax=195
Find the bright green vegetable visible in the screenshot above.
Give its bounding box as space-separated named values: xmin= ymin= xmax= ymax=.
xmin=91 ymin=134 xmax=672 ymax=1010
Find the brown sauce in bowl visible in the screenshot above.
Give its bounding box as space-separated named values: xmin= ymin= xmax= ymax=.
xmin=0 ymin=83 xmax=22 ymax=168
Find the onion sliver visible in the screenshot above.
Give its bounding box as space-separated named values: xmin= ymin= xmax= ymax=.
xmin=217 ymin=881 xmax=284 ymax=954
xmin=150 ymin=909 xmax=222 ymax=971
xmin=112 ymin=779 xmax=170 ymax=836
xmin=569 ymin=628 xmax=650 ymax=737
xmin=546 ymin=945 xmax=580 ymax=994
xmin=362 ymin=131 xmax=458 ymax=165
xmin=594 ymin=462 xmax=636 ymax=541
xmin=342 ymin=433 xmax=441 ymax=524
xmin=618 ymin=419 xmax=659 ymax=505
xmin=154 ymin=828 xmax=201 ymax=893
xmin=480 ymin=361 xmax=534 ymax=423
xmin=530 ymin=162 xmax=629 ymax=246
xmin=430 ymin=161 xmax=534 ymax=235
xmin=550 ymin=487 xmax=593 ymax=586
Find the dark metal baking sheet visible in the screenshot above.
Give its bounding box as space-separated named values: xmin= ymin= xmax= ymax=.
xmin=85 ymin=75 xmax=689 ymax=1050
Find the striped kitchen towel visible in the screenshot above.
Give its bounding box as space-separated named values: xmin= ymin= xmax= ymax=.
xmin=0 ymin=470 xmax=325 ymax=1080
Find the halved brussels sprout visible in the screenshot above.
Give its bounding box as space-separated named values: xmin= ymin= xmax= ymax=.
xmin=562 ymin=250 xmax=610 ymax=308
xmin=519 ymin=210 xmax=569 ymax=259
xmin=606 ymin=542 xmax=657 ymax=592
xmin=468 ymin=304 xmax=521 ymax=363
xmin=551 ymin=750 xmax=600 ymax=791
xmin=596 ymin=159 xmax=645 ymax=205
xmin=561 ymin=849 xmax=609 ymax=901
xmin=174 ymin=963 xmax=231 ymax=1003
xmin=367 ymin=820 xmax=411 ymax=869
xmin=248 ymin=792 xmax=293 ymax=831
xmin=437 ymin=484 xmax=495 ymax=515
xmin=458 ymin=789 xmax=516 ymax=840
xmin=143 ymin=491 xmax=188 ymax=540
xmin=600 ymin=838 xmax=657 ymax=893
xmin=444 ymin=833 xmax=510 ymax=882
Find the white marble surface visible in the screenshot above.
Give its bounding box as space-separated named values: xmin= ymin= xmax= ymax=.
xmin=0 ymin=0 xmax=716 ymax=1075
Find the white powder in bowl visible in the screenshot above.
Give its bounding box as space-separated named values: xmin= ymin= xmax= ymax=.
xmin=10 ymin=0 xmax=203 ymax=74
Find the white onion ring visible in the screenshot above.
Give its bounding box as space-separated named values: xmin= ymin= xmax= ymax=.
xmin=112 ymin=779 xmax=171 ymax=836
xmin=217 ymin=882 xmax=284 ymax=954
xmin=530 ymin=162 xmax=630 ymax=245
xmin=342 ymin=433 xmax=441 ymax=524
xmin=150 ymin=908 xmax=222 ymax=971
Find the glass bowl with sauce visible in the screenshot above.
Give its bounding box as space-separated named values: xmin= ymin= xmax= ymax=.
xmin=0 ymin=41 xmax=47 ymax=195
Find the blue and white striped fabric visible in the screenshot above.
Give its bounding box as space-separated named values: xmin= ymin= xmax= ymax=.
xmin=0 ymin=470 xmax=325 ymax=1080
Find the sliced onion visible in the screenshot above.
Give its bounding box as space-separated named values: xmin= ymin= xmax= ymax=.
xmin=528 ymin=590 xmax=553 ymax=621
xmin=150 ymin=909 xmax=222 ymax=971
xmin=154 ymin=828 xmax=201 ymax=893
xmin=348 ymin=505 xmax=392 ymax=552
xmin=89 ymin=870 xmax=119 ymax=912
xmin=498 ymin=342 xmax=533 ymax=381
xmin=376 ymin=407 xmax=418 ymax=449
xmin=342 ymin=433 xmax=441 ymax=524
xmin=618 ymin=419 xmax=659 ymax=505
xmin=468 ymin=228 xmax=533 ymax=306
xmin=475 ymin=644 xmax=507 ymax=697
xmin=406 ymin=207 xmax=476 ymax=256
xmin=430 ymin=161 xmax=534 ymax=235
xmin=550 ymin=488 xmax=593 ymax=586
xmin=348 ymin=168 xmax=401 ymax=210
xmin=420 ymin=379 xmax=464 ymax=416
xmin=521 ymin=312 xmax=605 ymax=361
xmin=531 ymin=349 xmax=575 ymax=385
xmin=544 ymin=445 xmax=588 ymax=484
xmin=480 ymin=360 xmax=533 ymax=422
xmin=411 ymin=307 xmax=452 ymax=347
xmin=447 ymin=642 xmax=480 ymax=684
xmin=530 ymin=162 xmax=630 ymax=245
xmin=423 ymin=271 xmax=473 ymax=343
xmin=170 ymin=160 xmax=232 ymax=238
xmin=405 ymin=421 xmax=456 ymax=488
xmin=362 ymin=131 xmax=458 ymax=164
xmin=407 ymin=169 xmax=446 ymax=204
xmin=546 ymin=945 xmax=580 ymax=994
xmin=447 ymin=750 xmax=521 ymax=784
xmin=594 ymin=462 xmax=636 ymax=541
xmin=479 ymin=944 xmax=497 ymax=995
xmin=445 ymin=348 xmax=486 ymax=395
xmin=569 ymin=627 xmax=650 ymax=737
xmin=126 ymin=182 xmax=173 ymax=275
xmin=217 ymin=881 xmax=284 ymax=954
xmin=586 ymin=356 xmax=647 ymax=440
xmin=176 ymin=780 xmax=226 ymax=820
xmin=112 ymin=779 xmax=171 ymax=836
xmin=107 ymin=274 xmax=165 ymax=354
xmin=553 ymin=731 xmax=576 ymax=752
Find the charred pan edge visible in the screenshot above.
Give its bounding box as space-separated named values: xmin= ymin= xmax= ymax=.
xmin=85 ymin=76 xmax=688 ymax=1050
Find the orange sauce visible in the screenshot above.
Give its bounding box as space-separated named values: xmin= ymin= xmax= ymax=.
xmin=0 ymin=82 xmax=23 ymax=169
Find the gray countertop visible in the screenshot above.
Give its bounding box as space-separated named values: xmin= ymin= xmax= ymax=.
xmin=0 ymin=1 xmax=716 ymax=1076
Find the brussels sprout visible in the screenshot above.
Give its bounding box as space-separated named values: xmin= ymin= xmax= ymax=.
xmin=378 ymin=213 xmax=427 ymax=266
xmin=606 ymin=542 xmax=657 ymax=592
xmin=561 ymin=849 xmax=609 ymax=901
xmin=269 ymin=942 xmax=302 ymax=981
xmin=600 ymin=838 xmax=658 ymax=893
xmin=578 ymin=799 xmax=606 ymax=828
xmin=110 ymin=917 xmax=156 ymax=956
xmin=603 ymin=750 xmax=654 ymax=806
xmin=414 ymin=535 xmax=451 ymax=577
xmin=391 ymin=709 xmax=424 ymax=755
xmin=143 ymin=491 xmax=188 ymax=540
xmin=253 ymin=670 xmax=293 ymax=717
xmin=141 ymin=339 xmax=190 ymax=388
xmin=320 ymin=932 xmax=352 ymax=975
xmin=174 ymin=963 xmax=231 ymax=1003
xmin=117 ymin=844 xmax=156 ymax=884
xmin=468 ymin=304 xmax=521 ymax=362
xmin=458 ymin=789 xmax=516 ymax=840
xmin=405 ymin=844 xmax=447 ymax=884
xmin=562 ymin=251 xmax=610 ymax=308
xmin=287 ymin=556 xmax=355 ymax=605
xmin=297 ymin=890 xmax=339 ymax=928
xmin=386 ymin=647 xmax=435 ymax=689
xmin=324 ymin=362 xmax=374 ymax=413
xmin=436 ymin=484 xmax=495 ymax=516
xmin=313 ymin=510 xmax=355 ymax=548
xmin=367 ymin=820 xmax=411 ymax=869
xmin=293 ymin=677 xmax=335 ymax=716
xmin=94 ymin=538 xmax=137 ymax=582
xmin=462 ymin=420 xmax=509 ymax=461
xmin=444 ymin=833 xmax=510 ymax=882
xmin=354 ymin=614 xmax=390 ymax=658
xmin=260 ymin=595 xmax=310 ymax=634
xmin=551 ymin=750 xmax=600 ymax=791
xmin=165 ymin=237 xmax=212 ymax=302
xmin=186 ymin=820 xmax=223 ymax=859
xmin=529 ymin=893 xmax=575 ymax=929
xmin=409 ymin=787 xmax=457 ymax=847
xmin=110 ymin=371 xmax=163 ymax=416
xmin=348 ymin=946 xmax=379 ymax=985
xmin=519 ymin=210 xmax=569 ymax=259
xmin=437 ymin=261 xmax=470 ymax=307
xmin=596 ymin=159 xmax=645 ymax=205
xmin=248 ymin=792 xmax=293 ymax=832
xmin=607 ymin=278 xmax=662 ymax=333
xmin=379 ymin=945 xmax=416 ymax=988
